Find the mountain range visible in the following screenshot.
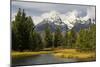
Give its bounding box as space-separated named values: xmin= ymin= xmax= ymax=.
xmin=33 ymin=11 xmax=95 ymax=32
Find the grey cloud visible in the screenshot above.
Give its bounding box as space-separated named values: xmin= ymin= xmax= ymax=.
xmin=11 ymin=1 xmax=95 ymax=18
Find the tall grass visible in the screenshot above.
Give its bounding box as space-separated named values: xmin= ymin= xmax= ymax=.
xmin=53 ymin=49 xmax=95 ymax=60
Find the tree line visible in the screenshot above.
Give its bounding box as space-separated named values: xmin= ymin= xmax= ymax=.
xmin=12 ymin=8 xmax=96 ymax=52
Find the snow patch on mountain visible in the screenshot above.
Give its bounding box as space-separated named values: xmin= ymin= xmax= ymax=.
xmin=11 ymin=7 xmax=95 ymax=29
xmin=12 ymin=7 xmax=95 ymax=29
xmin=32 ymin=10 xmax=79 ymax=29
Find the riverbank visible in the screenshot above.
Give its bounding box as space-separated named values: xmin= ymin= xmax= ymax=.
xmin=12 ymin=49 xmax=96 ymax=60
xmin=53 ymin=49 xmax=96 ymax=60
xmin=12 ymin=51 xmax=51 ymax=58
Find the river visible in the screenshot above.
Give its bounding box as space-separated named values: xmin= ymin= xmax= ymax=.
xmin=12 ymin=54 xmax=77 ymax=66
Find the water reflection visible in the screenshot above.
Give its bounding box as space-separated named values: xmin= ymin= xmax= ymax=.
xmin=12 ymin=54 xmax=77 ymax=66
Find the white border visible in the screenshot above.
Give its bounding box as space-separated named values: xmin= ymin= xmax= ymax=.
xmin=0 ymin=0 xmax=99 ymax=67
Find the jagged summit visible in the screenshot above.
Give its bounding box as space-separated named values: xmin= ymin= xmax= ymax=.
xmin=33 ymin=11 xmax=95 ymax=32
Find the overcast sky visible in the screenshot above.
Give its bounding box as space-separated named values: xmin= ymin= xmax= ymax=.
xmin=11 ymin=1 xmax=96 ymax=25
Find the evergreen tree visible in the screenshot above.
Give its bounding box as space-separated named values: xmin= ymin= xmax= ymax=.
xmin=12 ymin=8 xmax=22 ymax=51
xmin=88 ymin=24 xmax=96 ymax=50
xmin=12 ymin=8 xmax=35 ymax=51
xmin=54 ymin=26 xmax=63 ymax=47
xmin=30 ymin=31 xmax=43 ymax=51
xmin=44 ymin=24 xmax=53 ymax=48
xmin=68 ymin=29 xmax=77 ymax=48
xmin=76 ymin=24 xmax=96 ymax=51
xmin=76 ymin=29 xmax=87 ymax=50
xmin=25 ymin=16 xmax=35 ymax=50
xmin=12 ymin=21 xmax=19 ymax=50
xmin=64 ymin=31 xmax=68 ymax=48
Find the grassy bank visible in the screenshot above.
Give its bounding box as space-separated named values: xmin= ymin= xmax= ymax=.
xmin=53 ymin=49 xmax=96 ymax=60
xmin=11 ymin=51 xmax=50 ymax=58
xmin=12 ymin=48 xmax=96 ymax=60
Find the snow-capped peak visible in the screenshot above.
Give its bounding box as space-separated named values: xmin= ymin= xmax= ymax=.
xmin=32 ymin=10 xmax=95 ymax=29
xmin=38 ymin=11 xmax=65 ymax=26
xmin=42 ymin=11 xmax=60 ymax=20
xmin=41 ymin=11 xmax=62 ymax=24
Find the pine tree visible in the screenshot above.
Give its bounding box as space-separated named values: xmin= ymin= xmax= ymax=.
xmin=64 ymin=31 xmax=68 ymax=48
xmin=25 ymin=16 xmax=35 ymax=50
xmin=54 ymin=26 xmax=63 ymax=47
xmin=68 ymin=29 xmax=77 ymax=48
xmin=76 ymin=24 xmax=96 ymax=51
xmin=12 ymin=21 xmax=19 ymax=50
xmin=88 ymin=24 xmax=96 ymax=51
xmin=12 ymin=8 xmax=35 ymax=51
xmin=30 ymin=31 xmax=43 ymax=51
xmin=44 ymin=23 xmax=53 ymax=48
xmin=76 ymin=29 xmax=87 ymax=50
xmin=12 ymin=8 xmax=22 ymax=51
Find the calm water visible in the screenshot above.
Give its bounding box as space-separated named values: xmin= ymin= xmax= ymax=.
xmin=12 ymin=54 xmax=77 ymax=66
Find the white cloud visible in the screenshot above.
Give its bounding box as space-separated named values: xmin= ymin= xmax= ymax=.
xmin=41 ymin=11 xmax=60 ymax=19
xmin=12 ymin=1 xmax=95 ymax=26
xmin=62 ymin=10 xmax=78 ymax=24
xmin=59 ymin=10 xmax=79 ymax=29
xmin=87 ymin=7 xmax=95 ymax=19
xmin=32 ymin=10 xmax=79 ymax=29
xmin=81 ymin=7 xmax=95 ymax=21
xmin=11 ymin=12 xmax=16 ymax=21
xmin=12 ymin=1 xmax=59 ymax=12
xmin=11 ymin=7 xmax=95 ymax=29
xmin=32 ymin=16 xmax=43 ymax=25
xmin=31 ymin=8 xmax=95 ymax=29
xmin=32 ymin=11 xmax=60 ymax=25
